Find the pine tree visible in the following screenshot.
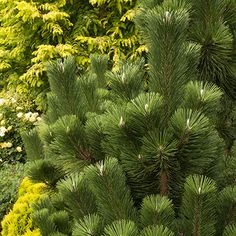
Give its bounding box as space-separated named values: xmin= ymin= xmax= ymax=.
xmin=186 ymin=0 xmax=236 ymax=157
xmin=22 ymin=0 xmax=236 ymax=235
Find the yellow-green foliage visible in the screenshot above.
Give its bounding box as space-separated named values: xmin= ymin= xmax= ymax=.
xmin=1 ymin=177 xmax=45 ymax=236
xmin=0 ymin=0 xmax=145 ymax=108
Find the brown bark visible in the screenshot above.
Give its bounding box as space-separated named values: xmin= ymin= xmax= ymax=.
xmin=79 ymin=148 xmax=95 ymax=163
xmin=160 ymin=170 xmax=169 ymax=196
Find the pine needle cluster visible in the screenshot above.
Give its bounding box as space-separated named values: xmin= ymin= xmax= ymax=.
xmin=22 ymin=0 xmax=236 ymax=235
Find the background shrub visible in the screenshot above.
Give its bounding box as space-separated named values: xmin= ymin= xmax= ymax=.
xmin=0 ymin=90 xmax=41 ymax=227
xmin=0 ymin=163 xmax=25 ymax=223
xmin=0 ymin=90 xmax=41 ymax=164
xmin=0 ymin=0 xmax=143 ymax=109
xmin=1 ymin=177 xmax=45 ymax=236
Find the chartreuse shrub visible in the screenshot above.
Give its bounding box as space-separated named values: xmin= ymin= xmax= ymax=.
xmin=22 ymin=0 xmax=236 ymax=235
xmin=0 ymin=91 xmax=40 ymax=228
xmin=0 ymin=0 xmax=142 ymax=109
xmin=1 ymin=177 xmax=45 ymax=236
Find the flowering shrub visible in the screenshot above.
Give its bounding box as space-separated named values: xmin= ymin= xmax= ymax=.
xmin=0 ymin=91 xmax=41 ymax=164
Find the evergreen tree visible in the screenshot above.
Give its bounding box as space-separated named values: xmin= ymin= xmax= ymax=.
xmin=22 ymin=0 xmax=236 ymax=235
xmin=186 ymin=0 xmax=236 ymax=157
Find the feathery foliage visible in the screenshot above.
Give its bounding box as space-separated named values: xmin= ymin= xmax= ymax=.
xmin=0 ymin=0 xmax=142 ymax=109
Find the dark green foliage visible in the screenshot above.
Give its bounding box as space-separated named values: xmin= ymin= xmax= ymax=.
xmin=217 ymin=146 xmax=236 ymax=187
xmin=137 ymin=3 xmax=192 ymax=119
xmin=140 ymin=195 xmax=175 ymax=229
xmin=104 ymin=220 xmax=139 ymax=236
xmin=186 ymin=0 xmax=236 ymax=153
xmin=140 ymin=225 xmax=174 ymax=236
xmin=188 ymin=0 xmax=235 ymax=89
xmin=183 ymin=81 xmax=222 ymax=118
xmin=46 ymin=58 xmax=84 ymax=120
xmin=32 ymin=196 xmax=71 ymax=236
xmin=217 ymin=186 xmax=236 ymax=235
xmin=84 ymin=158 xmax=138 ymax=223
xmin=0 ymin=163 xmax=24 ymax=223
xmin=223 ymin=224 xmax=236 ymax=236
xmin=57 ymin=174 xmax=97 ymax=221
xmin=21 ymin=129 xmax=44 ymax=161
xmin=179 ymin=175 xmax=217 ymax=236
xmin=73 ymin=214 xmax=103 ymax=236
xmin=22 ymin=0 xmax=236 ymax=235
xmin=106 ymin=59 xmax=145 ymax=102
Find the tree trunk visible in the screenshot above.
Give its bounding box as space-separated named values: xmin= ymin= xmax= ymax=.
xmin=160 ymin=170 xmax=169 ymax=196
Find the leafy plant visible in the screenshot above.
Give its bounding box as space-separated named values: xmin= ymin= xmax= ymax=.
xmin=0 ymin=0 xmax=143 ymax=109
xmin=1 ymin=177 xmax=45 ymax=236
xmin=0 ymin=90 xmax=41 ymax=164
xmin=0 ymin=163 xmax=25 ymax=223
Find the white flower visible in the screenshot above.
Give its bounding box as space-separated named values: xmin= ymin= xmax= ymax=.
xmin=32 ymin=112 xmax=39 ymax=118
xmin=6 ymin=142 xmax=13 ymax=148
xmin=0 ymin=126 xmax=7 ymax=137
xmin=11 ymin=98 xmax=16 ymax=103
xmin=29 ymin=116 xmax=36 ymax=122
xmin=16 ymin=146 xmax=22 ymax=152
xmin=0 ymin=98 xmax=5 ymax=106
xmin=1 ymin=142 xmax=13 ymax=148
xmin=24 ymin=111 xmax=40 ymax=122
xmin=17 ymin=112 xmax=23 ymax=118
xmin=24 ymin=112 xmax=32 ymax=120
